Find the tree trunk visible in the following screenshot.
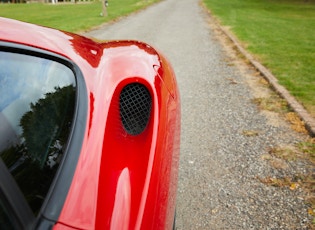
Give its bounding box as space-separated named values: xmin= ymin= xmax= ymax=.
xmin=102 ymin=0 xmax=108 ymax=17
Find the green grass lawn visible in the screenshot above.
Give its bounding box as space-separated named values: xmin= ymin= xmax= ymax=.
xmin=0 ymin=0 xmax=159 ymax=32
xmin=203 ymin=0 xmax=315 ymax=117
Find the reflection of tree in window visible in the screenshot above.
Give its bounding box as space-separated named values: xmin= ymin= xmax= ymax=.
xmin=0 ymin=85 xmax=75 ymax=214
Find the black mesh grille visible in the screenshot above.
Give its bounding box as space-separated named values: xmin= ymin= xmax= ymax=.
xmin=119 ymin=83 xmax=152 ymax=135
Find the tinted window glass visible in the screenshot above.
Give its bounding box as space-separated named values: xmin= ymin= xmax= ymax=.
xmin=0 ymin=51 xmax=76 ymax=214
xmin=0 ymin=198 xmax=15 ymax=230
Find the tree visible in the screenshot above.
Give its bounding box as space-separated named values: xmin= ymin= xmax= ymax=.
xmin=0 ymin=85 xmax=75 ymax=214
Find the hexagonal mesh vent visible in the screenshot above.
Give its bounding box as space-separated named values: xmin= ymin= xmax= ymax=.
xmin=119 ymin=83 xmax=152 ymax=135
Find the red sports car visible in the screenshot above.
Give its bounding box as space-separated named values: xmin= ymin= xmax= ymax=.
xmin=0 ymin=17 xmax=180 ymax=229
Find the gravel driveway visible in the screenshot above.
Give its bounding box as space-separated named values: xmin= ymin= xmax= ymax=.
xmin=86 ymin=0 xmax=313 ymax=228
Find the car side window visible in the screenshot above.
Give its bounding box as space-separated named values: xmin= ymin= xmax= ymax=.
xmin=0 ymin=51 xmax=76 ymax=215
xmin=0 ymin=198 xmax=15 ymax=230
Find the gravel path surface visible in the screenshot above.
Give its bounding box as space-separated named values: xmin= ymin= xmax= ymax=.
xmin=86 ymin=0 xmax=313 ymax=228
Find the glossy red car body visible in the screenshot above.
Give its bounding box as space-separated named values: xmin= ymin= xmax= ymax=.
xmin=0 ymin=17 xmax=180 ymax=229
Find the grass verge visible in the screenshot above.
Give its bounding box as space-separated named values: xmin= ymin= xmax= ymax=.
xmin=0 ymin=0 xmax=159 ymax=32
xmin=203 ymin=0 xmax=315 ymax=118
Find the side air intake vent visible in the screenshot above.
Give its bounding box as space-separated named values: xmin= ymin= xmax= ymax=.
xmin=119 ymin=83 xmax=152 ymax=135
